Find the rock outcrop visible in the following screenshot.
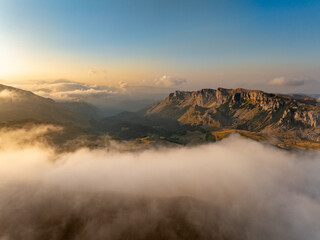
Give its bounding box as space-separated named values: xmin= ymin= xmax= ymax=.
xmin=146 ymin=88 xmax=320 ymax=141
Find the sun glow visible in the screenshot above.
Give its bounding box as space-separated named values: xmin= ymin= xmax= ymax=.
xmin=0 ymin=41 xmax=27 ymax=78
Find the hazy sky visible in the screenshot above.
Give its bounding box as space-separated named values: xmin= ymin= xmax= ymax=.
xmin=0 ymin=0 xmax=320 ymax=93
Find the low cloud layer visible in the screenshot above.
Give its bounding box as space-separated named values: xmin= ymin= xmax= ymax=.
xmin=11 ymin=79 xmax=115 ymax=101
xmin=5 ymin=79 xmax=178 ymax=115
xmin=0 ymin=89 xmax=18 ymax=99
xmin=268 ymin=77 xmax=306 ymax=86
xmin=0 ymin=127 xmax=320 ymax=240
xmin=9 ymin=77 xmax=186 ymax=102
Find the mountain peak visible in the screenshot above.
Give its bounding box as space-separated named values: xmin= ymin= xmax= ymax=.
xmin=145 ymin=88 xmax=320 ymax=141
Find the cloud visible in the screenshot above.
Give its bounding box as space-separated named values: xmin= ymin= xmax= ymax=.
xmin=88 ymin=68 xmax=107 ymax=76
xmin=5 ymin=80 xmax=171 ymax=115
xmin=154 ymin=75 xmax=187 ymax=87
xmin=88 ymin=68 xmax=98 ymax=75
xmin=0 ymin=128 xmax=320 ymax=239
xmin=8 ymin=76 xmax=187 ymax=103
xmin=0 ymin=125 xmax=62 ymax=152
xmin=0 ymin=89 xmax=17 ymax=99
xmin=10 ymin=78 xmax=170 ymax=103
xmin=11 ymin=80 xmax=115 ymax=101
xmin=268 ymin=77 xmax=306 ymax=86
xmin=118 ymin=81 xmax=128 ymax=89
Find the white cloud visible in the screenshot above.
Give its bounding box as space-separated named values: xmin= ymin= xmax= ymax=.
xmin=154 ymin=75 xmax=187 ymax=87
xmin=8 ymin=76 xmax=187 ymax=103
xmin=118 ymin=81 xmax=128 ymax=89
xmin=4 ymin=80 xmax=172 ymax=115
xmin=0 ymin=89 xmax=17 ymax=99
xmin=268 ymin=77 xmax=306 ymax=86
xmin=11 ymin=80 xmax=115 ymax=101
xmin=0 ymin=131 xmax=320 ymax=239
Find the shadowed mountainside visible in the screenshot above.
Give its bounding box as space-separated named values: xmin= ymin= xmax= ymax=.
xmin=0 ymin=84 xmax=101 ymax=126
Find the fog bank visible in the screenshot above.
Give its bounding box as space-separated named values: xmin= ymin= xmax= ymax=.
xmin=0 ymin=128 xmax=320 ymax=240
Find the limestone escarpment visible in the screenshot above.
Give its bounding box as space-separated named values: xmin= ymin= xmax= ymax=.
xmin=146 ymin=88 xmax=320 ymax=141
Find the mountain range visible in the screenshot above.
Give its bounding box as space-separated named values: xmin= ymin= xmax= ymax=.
xmin=0 ymin=84 xmax=319 ymax=151
xmin=0 ymin=84 xmax=101 ymax=125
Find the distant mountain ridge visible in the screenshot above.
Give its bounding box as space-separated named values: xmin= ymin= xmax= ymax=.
xmin=143 ymin=88 xmax=320 ymax=145
xmin=1 ymin=84 xmax=319 ymax=150
xmin=146 ymin=88 xmax=319 ymax=129
xmin=0 ymin=84 xmax=100 ymax=126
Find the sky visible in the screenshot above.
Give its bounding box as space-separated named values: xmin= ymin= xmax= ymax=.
xmin=0 ymin=0 xmax=320 ymax=93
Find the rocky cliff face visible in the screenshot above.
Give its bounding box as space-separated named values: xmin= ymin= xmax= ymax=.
xmin=146 ymin=88 xmax=320 ymax=134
